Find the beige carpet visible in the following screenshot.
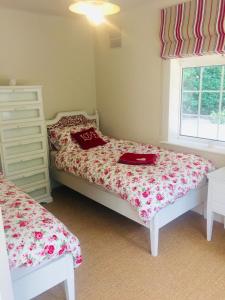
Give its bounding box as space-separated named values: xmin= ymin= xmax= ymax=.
xmin=35 ymin=186 xmax=225 ymax=300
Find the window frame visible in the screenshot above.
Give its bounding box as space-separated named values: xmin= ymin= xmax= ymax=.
xmin=163 ymin=54 xmax=225 ymax=148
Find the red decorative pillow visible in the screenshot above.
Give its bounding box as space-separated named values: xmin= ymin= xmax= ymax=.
xmin=48 ymin=124 xmax=97 ymax=151
xmin=118 ymin=153 xmax=158 ymax=165
xmin=71 ymin=127 xmax=107 ymax=150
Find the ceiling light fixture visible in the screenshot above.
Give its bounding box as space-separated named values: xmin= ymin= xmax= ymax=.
xmin=69 ymin=0 xmax=120 ymax=26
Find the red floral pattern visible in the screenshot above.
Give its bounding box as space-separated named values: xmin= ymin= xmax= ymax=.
xmin=0 ymin=175 xmax=82 ymax=269
xmin=49 ymin=125 xmax=95 ymax=151
xmin=47 ymin=114 xmax=97 ymax=151
xmin=47 ymin=115 xmax=97 ymax=132
xmin=55 ymin=138 xmax=214 ymax=222
xmin=49 ymin=125 xmax=108 ymax=151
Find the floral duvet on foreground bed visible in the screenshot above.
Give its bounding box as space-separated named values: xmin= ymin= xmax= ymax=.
xmin=55 ymin=138 xmax=214 ymax=222
xmin=0 ymin=175 xmax=82 ymax=269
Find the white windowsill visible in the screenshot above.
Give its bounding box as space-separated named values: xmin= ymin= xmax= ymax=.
xmin=161 ymin=139 xmax=225 ymax=155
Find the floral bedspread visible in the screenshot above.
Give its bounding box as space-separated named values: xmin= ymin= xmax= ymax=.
xmin=0 ymin=176 xmax=82 ymax=269
xmin=55 ymin=138 xmax=214 ymax=222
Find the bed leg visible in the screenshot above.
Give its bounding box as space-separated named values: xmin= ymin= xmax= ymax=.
xmin=64 ymin=273 xmax=75 ymax=300
xmin=201 ymin=199 xmax=207 ymax=220
xmin=64 ymin=257 xmax=75 ymax=300
xmin=207 ymin=211 xmax=214 ymax=242
xmin=149 ymin=215 xmax=159 ymax=257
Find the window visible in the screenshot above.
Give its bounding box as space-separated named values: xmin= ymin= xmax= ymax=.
xmin=181 ymin=64 xmax=225 ymax=142
xmin=163 ymin=55 xmax=225 ymax=147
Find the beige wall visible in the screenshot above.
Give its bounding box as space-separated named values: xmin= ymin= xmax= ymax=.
xmin=0 ymin=8 xmax=96 ymax=119
xmin=94 ymin=0 xmax=225 ymax=167
xmin=1 ymin=2 xmax=225 ymax=167
xmin=94 ymin=0 xmax=183 ymax=144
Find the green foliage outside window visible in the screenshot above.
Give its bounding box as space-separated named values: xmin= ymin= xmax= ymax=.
xmin=182 ymin=67 xmax=200 ymax=91
xmin=211 ymin=110 xmax=225 ymax=124
xmin=202 ymin=66 xmax=222 ymax=90
xmin=201 ymin=92 xmax=220 ymax=115
xmin=182 ymin=65 xmax=225 ymax=123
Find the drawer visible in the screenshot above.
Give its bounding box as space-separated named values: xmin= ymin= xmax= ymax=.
xmin=24 ymin=183 xmax=50 ymax=202
xmin=0 ymin=122 xmax=45 ymax=142
xmin=209 ymin=181 xmax=225 ymax=203
xmin=4 ymin=154 xmax=47 ymax=176
xmin=2 ymin=138 xmax=46 ymax=159
xmin=9 ymin=169 xmax=49 ymax=188
xmin=0 ymin=105 xmax=43 ymax=124
xmin=0 ymin=89 xmax=40 ymax=105
xmin=208 ymin=181 xmax=225 ymax=214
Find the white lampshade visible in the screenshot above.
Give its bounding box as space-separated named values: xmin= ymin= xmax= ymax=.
xmin=69 ymin=1 xmax=120 ymax=25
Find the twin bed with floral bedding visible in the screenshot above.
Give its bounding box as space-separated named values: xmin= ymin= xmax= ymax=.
xmin=54 ymin=138 xmax=213 ymax=223
xmin=47 ymin=111 xmax=214 ymax=257
xmin=0 ymin=173 xmax=82 ymax=300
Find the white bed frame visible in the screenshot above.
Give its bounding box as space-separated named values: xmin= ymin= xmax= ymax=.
xmin=11 ymin=254 xmax=75 ymax=300
xmin=0 ymin=208 xmax=76 ymax=300
xmin=47 ymin=111 xmax=208 ymax=257
xmin=0 ymin=208 xmax=14 ymax=300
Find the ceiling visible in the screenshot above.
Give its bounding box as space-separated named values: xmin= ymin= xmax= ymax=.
xmin=0 ymin=0 xmax=145 ymax=17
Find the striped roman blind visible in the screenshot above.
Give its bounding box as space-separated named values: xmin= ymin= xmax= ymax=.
xmin=160 ymin=0 xmax=225 ymax=59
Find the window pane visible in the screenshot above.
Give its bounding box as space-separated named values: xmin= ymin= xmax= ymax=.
xmin=222 ymin=92 xmax=225 ymax=110
xmin=182 ymin=67 xmax=200 ymax=91
xmin=198 ymin=92 xmax=219 ymax=140
xmin=180 ymin=115 xmax=198 ymax=137
xmin=198 ymin=116 xmax=217 ymax=140
xmin=180 ymin=92 xmax=198 ymax=137
xmin=224 ymin=68 xmax=225 ymax=90
xmin=202 ymin=66 xmax=222 ymax=90
xmin=182 ymin=92 xmax=199 ymax=114
xmin=201 ymin=92 xmax=220 ymax=115
xmin=180 ymin=63 xmax=225 ymax=143
xmin=218 ymin=93 xmax=225 ymax=141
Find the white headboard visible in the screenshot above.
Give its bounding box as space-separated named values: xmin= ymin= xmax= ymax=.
xmin=46 ymin=110 xmax=99 ymax=131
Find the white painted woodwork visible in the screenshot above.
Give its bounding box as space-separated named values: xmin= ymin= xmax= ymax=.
xmin=0 ymin=86 xmax=52 ymax=203
xmin=11 ymin=254 xmax=75 ymax=300
xmin=207 ymin=167 xmax=225 ymax=241
xmin=9 ymin=168 xmax=49 ymax=188
xmin=1 ymin=122 xmax=45 ymax=143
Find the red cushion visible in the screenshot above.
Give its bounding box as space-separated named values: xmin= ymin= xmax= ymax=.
xmin=118 ymin=153 xmax=158 ymax=165
xmin=71 ymin=127 xmax=107 ymax=150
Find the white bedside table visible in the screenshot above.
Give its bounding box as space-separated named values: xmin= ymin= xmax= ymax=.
xmin=207 ymin=167 xmax=225 ymax=241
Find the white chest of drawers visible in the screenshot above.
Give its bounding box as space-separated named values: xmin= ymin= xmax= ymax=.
xmin=0 ymin=86 xmax=52 ymax=203
xmin=207 ymin=167 xmax=225 ymax=241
